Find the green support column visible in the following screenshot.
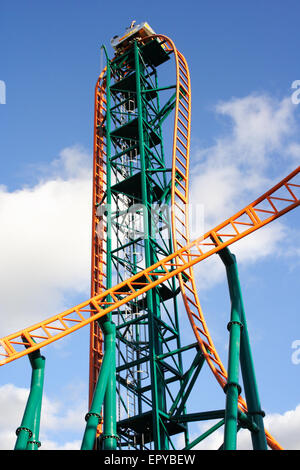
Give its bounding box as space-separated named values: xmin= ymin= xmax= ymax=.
xmin=223 ymin=303 xmax=243 ymax=448
xmin=219 ymin=245 xmax=267 ymax=450
xmin=102 ymin=319 xmax=118 ymax=450
xmin=81 ymin=320 xmax=115 ymax=450
xmin=15 ymin=348 xmax=45 ymax=450
xmin=219 ymin=248 xmax=243 ymax=450
xmin=239 ymin=320 xmax=267 ymax=449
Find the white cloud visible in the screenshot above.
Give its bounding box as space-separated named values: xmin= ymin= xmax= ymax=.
xmin=189 ymin=93 xmax=300 ymax=291
xmin=40 ymin=393 xmax=86 ymax=434
xmin=40 ymin=439 xmax=82 ymax=450
xmin=176 ymin=403 xmax=300 ymax=450
xmin=0 ymin=94 xmax=297 ymax=335
xmin=237 ymin=404 xmax=300 ymax=450
xmin=192 ymin=220 xmax=287 ymax=293
xmin=215 ymin=94 xmax=295 ymax=167
xmin=0 ymin=383 xmax=85 ymax=450
xmin=0 ymin=145 xmax=93 ymax=335
xmin=263 ymin=404 xmax=300 ymax=450
xmin=0 ymin=92 xmax=298 ymax=451
xmin=2 ymin=380 xmax=299 ymax=450
xmin=287 ymin=142 xmax=300 ymax=162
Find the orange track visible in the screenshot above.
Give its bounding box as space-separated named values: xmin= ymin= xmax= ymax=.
xmin=1 ymin=35 xmax=299 ymax=450
xmin=165 ymin=35 xmax=283 ymax=450
xmin=0 ymin=168 xmax=298 ymax=449
xmin=89 ymin=67 xmax=107 ymax=408
xmin=0 ymin=167 xmax=298 ymax=365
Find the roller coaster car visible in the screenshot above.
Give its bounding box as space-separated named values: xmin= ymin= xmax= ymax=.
xmin=111 ymin=21 xmax=156 ymax=51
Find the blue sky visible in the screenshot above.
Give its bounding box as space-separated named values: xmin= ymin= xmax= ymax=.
xmin=0 ymin=0 xmax=300 ymax=450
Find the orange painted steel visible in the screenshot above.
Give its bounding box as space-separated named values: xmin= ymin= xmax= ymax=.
xmin=0 ymin=166 xmax=298 ymax=370
xmin=166 ymin=37 xmax=288 ymax=450
xmin=0 ymin=169 xmax=299 ymax=449
xmin=88 ymin=66 xmax=107 ymax=436
xmin=1 ymin=32 xmax=299 ymax=449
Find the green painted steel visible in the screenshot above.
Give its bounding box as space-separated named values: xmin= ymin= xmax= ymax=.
xmin=184 ymin=419 xmax=225 ymax=450
xmin=93 ymin=36 xmax=268 ymax=451
xmin=219 ymin=245 xmax=267 ymax=450
xmin=169 ymin=350 xmax=204 ymax=417
xmin=240 ymin=320 xmax=268 ymax=449
xmin=81 ymin=320 xmax=115 ymax=450
xmin=15 ymin=348 xmax=45 ymax=450
xmin=11 ymin=34 xmax=276 ymax=452
xmin=102 ymin=319 xmax=118 ymax=450
xmin=99 ymin=38 xmax=192 ymax=450
xmin=223 ymin=306 xmax=242 ymax=449
xmin=134 ymin=39 xmax=169 ymax=450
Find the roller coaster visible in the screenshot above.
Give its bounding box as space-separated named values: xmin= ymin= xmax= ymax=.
xmin=2 ymin=23 xmax=300 ymax=451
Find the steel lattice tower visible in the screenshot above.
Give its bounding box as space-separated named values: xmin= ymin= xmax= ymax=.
xmin=90 ymin=35 xmax=192 ymax=450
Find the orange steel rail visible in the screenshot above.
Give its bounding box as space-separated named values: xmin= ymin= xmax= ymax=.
xmin=0 ymin=166 xmax=298 ymax=448
xmin=0 ymin=166 xmax=298 ymax=367
xmin=89 ymin=66 xmax=107 ymax=408
xmin=2 ymin=30 xmax=299 ymax=448
xmin=157 ymin=35 xmax=288 ymax=450
xmin=166 ymin=37 xmax=286 ymax=450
